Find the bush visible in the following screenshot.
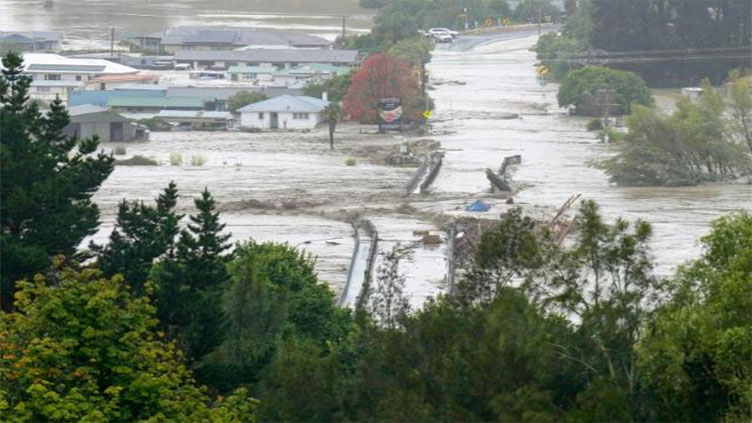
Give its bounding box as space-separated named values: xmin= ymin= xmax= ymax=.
xmin=190 ymin=155 xmax=207 ymax=166
xmin=227 ymin=91 xmax=268 ymax=113
xmin=114 ymin=155 xmax=159 ymax=166
xmin=170 ymin=152 xmax=183 ymax=166
xmin=113 ymin=145 xmax=127 ymax=155
xmin=558 ymin=66 xmax=653 ymax=116
xmin=345 ymin=158 xmax=357 ymax=166
xmin=137 ymin=117 xmax=170 ymax=131
xmin=586 ymin=119 xmax=603 ymax=131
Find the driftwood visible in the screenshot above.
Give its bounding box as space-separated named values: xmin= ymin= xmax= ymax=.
xmin=499 ymin=154 xmax=522 ymax=175
xmin=486 ymin=168 xmax=512 ymax=191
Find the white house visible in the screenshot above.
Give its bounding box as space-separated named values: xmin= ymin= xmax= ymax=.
xmin=238 ymin=95 xmax=329 ymax=130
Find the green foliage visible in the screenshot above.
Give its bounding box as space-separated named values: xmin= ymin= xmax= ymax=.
xmin=601 ymin=81 xmax=752 ymax=186
xmin=0 ymin=266 xmax=258 ymax=422
xmin=557 ymin=66 xmax=653 ymax=115
xmin=114 ymin=154 xmax=159 ymax=166
xmin=513 ymin=0 xmax=561 ymax=22
xmin=359 ymin=0 xmax=390 ymax=8
xmin=199 ymin=241 xmax=352 ymax=392
xmin=345 ymin=158 xmax=357 ymax=166
xmin=387 ymin=37 xmax=433 ymax=68
xmin=637 ymin=212 xmax=752 ymax=422
xmin=534 ymin=32 xmax=584 ymax=80
xmin=366 ymin=244 xmax=412 ymax=329
xmin=169 ymin=151 xmax=183 ymax=166
xmin=324 ymin=102 xmax=342 ymax=150
xmin=586 ymin=118 xmax=603 ymax=131
xmin=226 ymin=91 xmax=268 ymax=113
xmin=190 ymin=154 xmax=207 ymax=166
xmin=302 ymin=72 xmax=353 ymax=103
xmin=92 ymin=182 xmax=182 ymax=294
xmin=1 ymin=52 xmax=114 ymax=309
xmin=152 ymin=188 xmax=232 ymax=360
xmin=136 ymin=117 xmax=170 ymax=131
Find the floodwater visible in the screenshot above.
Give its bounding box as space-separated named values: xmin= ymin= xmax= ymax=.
xmin=0 ymin=0 xmax=373 ymax=50
xmin=428 ymin=31 xmax=752 ymax=275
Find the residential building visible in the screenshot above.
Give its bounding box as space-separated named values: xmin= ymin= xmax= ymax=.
xmin=107 ymin=95 xmax=205 ymax=113
xmin=0 ymin=31 xmax=62 ymax=53
xmin=155 ymin=110 xmax=234 ymax=130
xmin=63 ymin=105 xmax=147 ymax=142
xmin=165 ymin=87 xmax=304 ymax=111
xmin=228 ymin=63 xmax=350 ymax=87
xmin=174 ymin=49 xmax=360 ymax=71
xmin=30 ymin=80 xmax=82 ymax=103
xmin=88 ymin=73 xmax=160 ymax=90
xmin=238 ymin=95 xmax=329 ymax=130
xmin=122 ymin=27 xmax=331 ymax=54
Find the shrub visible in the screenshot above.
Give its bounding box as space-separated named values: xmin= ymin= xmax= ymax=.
xmin=345 ymin=158 xmax=357 ymax=166
xmin=137 ymin=117 xmax=170 ymax=131
xmin=113 ymin=145 xmax=127 ymax=155
xmin=587 ymin=119 xmax=603 ymax=131
xmin=558 ymin=66 xmax=653 ymax=116
xmin=114 ymin=155 xmax=159 ymax=166
xmin=191 ymin=155 xmax=207 ymax=166
xmin=170 ymin=152 xmax=183 ymax=166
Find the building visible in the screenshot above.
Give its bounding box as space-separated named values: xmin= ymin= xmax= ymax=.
xmin=30 ymin=80 xmax=82 ymax=103
xmin=87 ymin=73 xmax=160 ymax=90
xmin=165 ymin=87 xmax=304 ymax=111
xmin=22 ymin=53 xmax=138 ymax=102
xmin=0 ymin=31 xmax=62 ymax=53
xmin=228 ymin=63 xmax=350 ymax=87
xmin=63 ymin=105 xmax=147 ymax=142
xmin=107 ymin=95 xmax=205 ymax=113
xmin=238 ymin=95 xmax=329 ymax=130
xmin=174 ymin=49 xmax=360 ymax=71
xmin=123 ymin=27 xmax=331 ymax=54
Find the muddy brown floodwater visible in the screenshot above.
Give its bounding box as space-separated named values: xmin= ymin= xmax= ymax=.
xmin=428 ymin=33 xmax=752 ymax=276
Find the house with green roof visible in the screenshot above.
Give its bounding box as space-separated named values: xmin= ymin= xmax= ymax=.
xmin=107 ymin=95 xmax=205 ymax=112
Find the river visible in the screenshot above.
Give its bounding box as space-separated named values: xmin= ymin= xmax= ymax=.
xmin=0 ymin=0 xmax=374 ymax=50
xmin=428 ymin=30 xmax=752 ymax=276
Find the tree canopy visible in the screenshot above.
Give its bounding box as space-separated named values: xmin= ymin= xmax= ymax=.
xmin=227 ymin=91 xmax=268 ymax=113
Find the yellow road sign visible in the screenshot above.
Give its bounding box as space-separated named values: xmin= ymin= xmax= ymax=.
xmin=423 ymin=110 xmax=432 ymax=120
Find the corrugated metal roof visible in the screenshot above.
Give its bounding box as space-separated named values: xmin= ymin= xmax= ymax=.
xmin=237 ymin=95 xmax=329 ymax=113
xmin=147 ymin=26 xmax=330 ymax=48
xmin=108 ymin=96 xmax=205 ymax=108
xmin=175 ymin=49 xmax=359 ymax=64
xmin=28 ymin=64 xmax=106 ymax=72
xmin=227 ymin=65 xmax=279 ymax=74
xmin=184 ymin=30 xmax=238 ymax=45
xmin=156 ymin=110 xmax=232 ymax=119
xmin=0 ymin=31 xmax=62 ymax=42
xmin=166 ymin=86 xmax=302 ymax=100
xmin=23 ymin=53 xmax=138 ymax=75
xmin=68 ymin=104 xmax=109 ymax=116
xmin=31 ymin=80 xmax=84 ymax=87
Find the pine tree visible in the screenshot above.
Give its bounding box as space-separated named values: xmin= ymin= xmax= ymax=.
xmin=152 ymin=188 xmax=232 ymax=359
xmin=91 ymin=181 xmax=182 ymax=294
xmin=0 ymin=52 xmax=114 ymax=310
xmin=368 ymin=244 xmax=411 ymax=329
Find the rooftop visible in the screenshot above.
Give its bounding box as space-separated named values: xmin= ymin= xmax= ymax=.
xmin=90 ymin=73 xmax=160 ymax=83
xmin=0 ymin=31 xmax=63 ymax=42
xmin=140 ymin=27 xmax=331 ymax=48
xmin=23 ymin=54 xmax=138 ymax=75
xmin=156 ymin=110 xmax=233 ymax=120
xmin=107 ymin=96 xmax=205 ymax=109
xmin=175 ymin=49 xmax=360 ymax=64
xmin=237 ymin=95 xmax=329 ymax=113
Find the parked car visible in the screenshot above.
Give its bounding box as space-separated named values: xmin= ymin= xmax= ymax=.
xmin=432 ymin=33 xmax=453 ymax=43
xmin=428 ymin=27 xmax=459 ymax=38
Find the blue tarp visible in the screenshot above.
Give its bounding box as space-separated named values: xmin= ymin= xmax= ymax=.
xmin=465 ymin=199 xmax=490 ymax=212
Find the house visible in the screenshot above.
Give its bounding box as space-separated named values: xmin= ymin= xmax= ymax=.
xmin=0 ymin=31 xmax=62 ymax=53
xmin=30 ymin=80 xmax=83 ymax=103
xmin=22 ymin=53 xmax=138 ymax=102
xmin=155 ymin=110 xmax=234 ymax=130
xmin=174 ymin=49 xmax=360 ymax=71
xmin=63 ymin=105 xmax=147 ymax=142
xmin=69 ymin=87 xmax=166 ymax=107
xmin=165 ymin=87 xmax=304 ymax=111
xmin=122 ymin=27 xmax=331 ymax=54
xmin=238 ymin=95 xmax=329 ymax=130
xmin=228 ymin=63 xmax=350 ymax=87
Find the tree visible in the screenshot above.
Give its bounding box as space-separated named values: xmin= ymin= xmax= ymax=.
xmin=0 ymin=265 xmax=258 ymax=422
xmin=152 ymin=188 xmax=232 ymax=360
xmin=727 ymin=72 xmax=752 ymax=154
xmin=514 ymin=0 xmax=561 ymax=22
xmin=302 ymin=72 xmax=353 ymax=103
xmin=91 ymin=182 xmax=182 ymax=294
xmin=557 ymin=66 xmax=653 ymax=115
xmin=367 ymin=244 xmax=411 ymax=330
xmin=323 ymin=103 xmax=342 ymax=150
xmin=227 ymin=91 xmax=268 ymax=113
xmin=343 ymin=53 xmax=420 ymax=123
xmin=637 ymin=212 xmax=752 ymax=422
xmin=1 ymin=52 xmax=114 ymax=310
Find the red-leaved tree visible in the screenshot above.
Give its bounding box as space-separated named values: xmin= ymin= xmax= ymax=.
xmin=343 ymin=53 xmax=421 ymax=123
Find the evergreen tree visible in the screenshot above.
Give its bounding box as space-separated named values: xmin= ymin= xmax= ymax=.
xmin=0 ymin=52 xmax=113 ymax=310
xmin=91 ymin=182 xmax=182 ymax=294
xmin=152 ymin=188 xmax=231 ymax=360
xmin=367 ymin=244 xmax=411 ymax=330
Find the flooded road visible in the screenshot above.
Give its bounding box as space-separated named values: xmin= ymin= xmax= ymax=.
xmin=0 ymin=0 xmax=373 ymax=50
xmin=428 ymin=31 xmax=752 ymax=275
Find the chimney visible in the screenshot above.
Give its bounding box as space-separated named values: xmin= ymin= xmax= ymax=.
xmin=322 ymin=91 xmax=328 ymax=102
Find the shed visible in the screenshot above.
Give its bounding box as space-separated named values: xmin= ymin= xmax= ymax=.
xmin=64 ymin=105 xmax=147 ymax=142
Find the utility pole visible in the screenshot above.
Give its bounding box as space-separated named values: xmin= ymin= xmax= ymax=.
xmin=110 ymin=27 xmax=115 ymax=57
xmin=537 ymin=0 xmax=542 ymax=35
xmin=341 ymin=15 xmax=346 ymax=46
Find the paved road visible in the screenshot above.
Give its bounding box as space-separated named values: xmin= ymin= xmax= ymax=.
xmin=447 ymin=26 xmax=560 ymax=52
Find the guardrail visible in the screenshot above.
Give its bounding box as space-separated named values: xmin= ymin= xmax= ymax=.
xmin=338 ymin=222 xmax=361 ymax=307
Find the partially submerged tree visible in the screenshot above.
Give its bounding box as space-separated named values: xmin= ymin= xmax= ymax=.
xmin=323 ymin=103 xmax=342 ymax=150
xmin=0 ymin=52 xmax=114 ymax=309
xmin=367 ymin=244 xmax=412 ymax=330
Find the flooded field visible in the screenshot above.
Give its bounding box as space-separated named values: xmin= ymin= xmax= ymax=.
xmin=428 ymin=33 xmax=752 ymax=276
xmin=0 ymin=0 xmax=373 ymax=50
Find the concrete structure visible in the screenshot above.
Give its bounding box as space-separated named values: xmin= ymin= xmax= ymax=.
xmin=238 ymin=95 xmax=329 ymax=130
xmin=123 ymin=27 xmax=331 ymax=54
xmin=0 ymin=31 xmax=62 ymax=52
xmin=175 ymin=49 xmax=360 ymax=70
xmin=63 ymin=105 xmax=147 ymax=142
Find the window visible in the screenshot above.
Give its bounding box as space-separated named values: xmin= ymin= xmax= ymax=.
xmin=293 ymin=112 xmax=309 ymax=120
xmin=76 ymin=75 xmax=82 ymax=81
xmin=258 ymin=112 xmax=264 ymax=119
xmin=45 ymin=74 xmax=61 ymax=81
